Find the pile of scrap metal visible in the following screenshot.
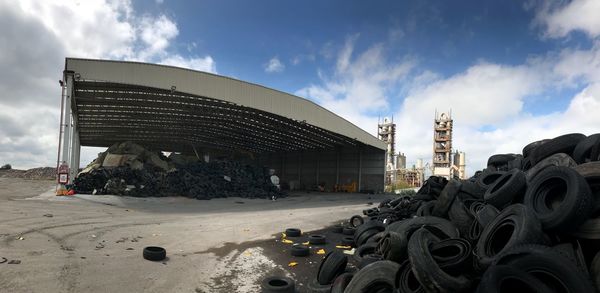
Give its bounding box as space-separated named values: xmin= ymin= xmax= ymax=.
xmin=290 ymin=133 xmax=600 ymax=293
xmin=73 ymin=142 xmax=283 ymax=199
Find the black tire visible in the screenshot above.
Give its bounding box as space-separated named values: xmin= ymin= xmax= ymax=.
xmin=524 ymin=166 xmax=593 ymax=232
xmin=387 ymin=216 xmax=459 ymax=240
xmin=330 ymin=272 xmax=354 ymax=293
xmin=285 ymin=228 xmax=301 ymax=237
xmin=525 ymin=153 xmax=577 ymax=182
xmin=408 ymin=228 xmax=472 ymax=293
xmin=529 ymin=133 xmax=586 ymax=165
xmin=474 ymin=204 xmax=499 ymax=229
xmin=574 ymin=161 xmax=600 ymax=181
xmin=573 ymin=217 xmax=600 ymax=239
xmin=317 ymin=250 xmax=348 ymax=285
xmin=432 ymin=180 xmax=462 ymax=217
xmin=357 ymin=254 xmax=383 ymax=269
xmin=484 ymin=169 xmax=526 ymax=209
xmin=290 ymin=245 xmax=309 ymax=257
xmin=416 ymin=200 xmax=436 ymax=216
xmin=309 ymin=234 xmax=327 ymax=245
xmin=460 ymin=181 xmax=486 ymax=198
xmin=366 ymin=231 xmax=386 ymax=244
xmin=448 ymin=198 xmax=475 ymax=237
xmin=377 ymin=231 xmax=408 ymax=263
xmin=430 ymin=237 xmax=472 ymax=272
xmin=476 ymin=265 xmax=554 ymax=293
xmin=261 ymin=276 xmax=296 ymax=293
xmin=476 ymin=171 xmax=506 ymax=191
xmin=495 ymin=244 xmax=595 ymax=293
xmin=591 ymin=251 xmax=600 ymax=293
xmin=395 ymin=260 xmax=424 ymax=293
xmin=488 ymin=154 xmax=517 ymax=167
xmin=344 ymin=261 xmax=399 ymax=293
xmin=353 ymin=242 xmax=378 ymax=263
xmin=341 ymin=236 xmax=355 ymax=247
xmin=354 ymin=221 xmax=385 ymax=244
xmin=522 ymin=139 xmax=549 ymax=158
xmin=349 ymin=215 xmax=364 ymax=228
xmin=356 ymin=229 xmax=379 ymax=247
xmin=331 ymin=224 xmax=344 ymax=233
xmin=143 ymin=246 xmax=166 ymax=261
xmin=573 ymin=133 xmax=600 ymax=163
xmin=307 ymin=278 xmax=331 ymax=293
xmin=475 ymin=204 xmax=545 ymax=269
xmin=342 ymin=226 xmax=356 ymax=235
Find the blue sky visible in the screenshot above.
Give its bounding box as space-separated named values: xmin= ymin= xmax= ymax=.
xmin=1 ymin=0 xmax=599 ymax=173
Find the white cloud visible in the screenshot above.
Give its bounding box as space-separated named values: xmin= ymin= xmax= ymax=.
xmin=534 ymin=0 xmax=600 ymax=38
xmin=264 ymin=56 xmax=285 ymax=73
xmin=160 ymin=55 xmax=216 ymax=73
xmin=300 ymin=35 xmax=600 ymax=176
xmin=0 ymin=0 xmax=216 ymax=168
xmin=296 ymin=36 xmax=415 ymax=135
xmin=395 ymin=43 xmax=600 ymax=174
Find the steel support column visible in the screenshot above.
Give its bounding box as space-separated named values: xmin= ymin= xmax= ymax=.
xmin=60 ymin=72 xmax=74 ymax=182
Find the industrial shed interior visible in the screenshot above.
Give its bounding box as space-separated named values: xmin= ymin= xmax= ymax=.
xmin=59 ymin=58 xmax=386 ymax=192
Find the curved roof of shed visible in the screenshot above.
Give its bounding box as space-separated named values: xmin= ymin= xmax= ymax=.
xmin=65 ymin=58 xmax=385 ymax=153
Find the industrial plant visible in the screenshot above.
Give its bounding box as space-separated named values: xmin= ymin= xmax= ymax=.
xmin=379 ymin=111 xmax=467 ymax=191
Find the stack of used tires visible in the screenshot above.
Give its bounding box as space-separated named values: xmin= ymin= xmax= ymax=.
xmin=74 ymin=159 xmax=283 ymax=200
xmin=310 ymin=133 xmax=600 ymax=293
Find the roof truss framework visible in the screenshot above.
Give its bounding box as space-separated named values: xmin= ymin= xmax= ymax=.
xmin=73 ymin=81 xmax=362 ymax=154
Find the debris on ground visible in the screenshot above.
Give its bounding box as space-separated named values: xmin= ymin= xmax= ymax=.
xmin=73 ymin=141 xmax=284 ymax=200
xmin=284 ymin=133 xmax=600 ymax=292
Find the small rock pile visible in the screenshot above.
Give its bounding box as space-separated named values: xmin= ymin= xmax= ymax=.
xmin=303 ymin=133 xmax=600 ymax=293
xmin=73 ymin=142 xmax=283 ymax=199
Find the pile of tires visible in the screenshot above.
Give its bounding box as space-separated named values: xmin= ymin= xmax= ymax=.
xmin=74 ymin=159 xmax=284 ymax=200
xmin=309 ymin=133 xmax=600 ymax=293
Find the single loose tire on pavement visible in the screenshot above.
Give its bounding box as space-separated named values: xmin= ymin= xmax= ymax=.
xmin=317 ymin=251 xmax=348 ymax=285
xmin=290 ymin=245 xmax=310 ymax=257
xmin=143 ymin=246 xmax=166 ymax=261
xmin=343 ymin=261 xmax=399 ymax=293
xmin=331 ymin=224 xmax=344 ymax=233
xmin=285 ymin=228 xmax=301 ymax=237
xmin=261 ymin=276 xmax=296 ymax=293
xmin=524 ymin=166 xmax=593 ymax=232
xmin=309 ymin=234 xmax=326 ymax=245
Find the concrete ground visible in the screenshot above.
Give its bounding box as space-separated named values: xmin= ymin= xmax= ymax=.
xmin=0 ymin=178 xmax=390 ymax=292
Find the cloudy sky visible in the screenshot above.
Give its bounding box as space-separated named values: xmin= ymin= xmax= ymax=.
xmin=1 ymin=0 xmax=599 ymax=175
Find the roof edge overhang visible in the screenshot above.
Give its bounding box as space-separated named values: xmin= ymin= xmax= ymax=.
xmin=65 ymin=57 xmax=386 ymax=150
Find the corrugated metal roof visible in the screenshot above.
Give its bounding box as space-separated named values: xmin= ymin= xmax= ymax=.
xmin=65 ymin=58 xmax=386 ymax=153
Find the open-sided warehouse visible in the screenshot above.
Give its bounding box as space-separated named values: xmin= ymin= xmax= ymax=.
xmin=59 ymin=58 xmax=386 ymax=192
